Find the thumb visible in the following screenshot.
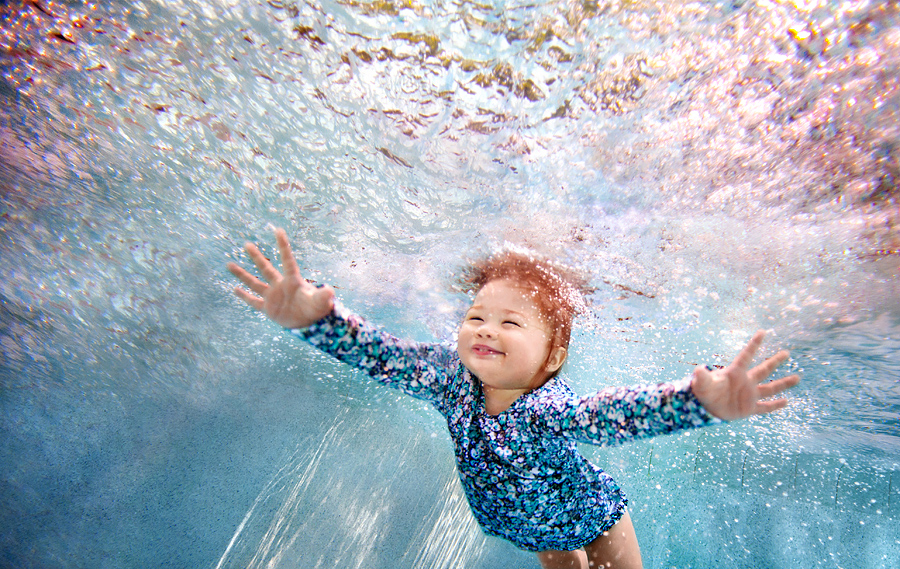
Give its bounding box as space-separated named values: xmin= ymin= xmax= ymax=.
xmin=692 ymin=365 xmax=712 ymax=387
xmin=691 ymin=365 xmax=720 ymax=405
xmin=311 ymin=284 xmax=335 ymax=314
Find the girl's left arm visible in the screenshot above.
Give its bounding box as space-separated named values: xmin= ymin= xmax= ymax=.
xmin=690 ymin=330 xmax=799 ymax=421
xmin=540 ymin=378 xmax=720 ymax=447
xmin=539 ymin=331 xmax=799 ymax=446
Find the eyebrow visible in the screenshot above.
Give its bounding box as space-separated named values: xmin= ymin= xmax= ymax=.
xmin=466 ymin=305 xmax=527 ymax=318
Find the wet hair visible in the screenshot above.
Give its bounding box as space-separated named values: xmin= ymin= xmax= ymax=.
xmin=458 ymin=249 xmax=591 ymax=380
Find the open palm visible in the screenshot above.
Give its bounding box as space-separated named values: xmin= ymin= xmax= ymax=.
xmin=691 ymin=331 xmax=800 ymax=421
xmin=227 ymin=228 xmax=334 ymax=330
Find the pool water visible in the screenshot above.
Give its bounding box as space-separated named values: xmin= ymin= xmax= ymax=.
xmin=1 ymin=1 xmax=898 ymax=567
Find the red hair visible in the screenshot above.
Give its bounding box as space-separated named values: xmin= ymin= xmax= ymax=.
xmin=458 ymin=250 xmax=590 ymax=380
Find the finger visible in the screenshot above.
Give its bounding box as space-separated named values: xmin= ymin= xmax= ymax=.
xmin=753 ymin=398 xmax=789 ymax=415
xmin=227 ymin=262 xmax=270 ymax=296
xmin=245 ymin=242 xmax=282 ymax=283
xmin=756 ymin=374 xmax=800 ymax=399
xmin=234 ymin=286 xmax=265 ymax=311
xmin=730 ymin=330 xmax=766 ymax=371
xmin=748 ymin=349 xmax=791 ymax=383
xmin=275 ymin=228 xmax=301 ymax=279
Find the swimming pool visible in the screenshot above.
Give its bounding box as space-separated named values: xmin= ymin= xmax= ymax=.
xmin=1 ymin=0 xmax=897 ymax=567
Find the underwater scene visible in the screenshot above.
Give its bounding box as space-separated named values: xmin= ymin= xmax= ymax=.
xmin=1 ymin=0 xmax=898 ymax=567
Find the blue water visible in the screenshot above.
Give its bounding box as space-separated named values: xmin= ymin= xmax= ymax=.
xmin=1 ymin=0 xmax=898 ymax=567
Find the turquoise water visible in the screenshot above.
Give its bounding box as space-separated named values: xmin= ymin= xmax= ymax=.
xmin=1 ymin=0 xmax=898 ymax=567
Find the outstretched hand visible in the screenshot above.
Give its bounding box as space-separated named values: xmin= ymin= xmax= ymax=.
xmin=691 ymin=331 xmax=800 ymax=421
xmin=227 ymin=228 xmax=335 ymax=329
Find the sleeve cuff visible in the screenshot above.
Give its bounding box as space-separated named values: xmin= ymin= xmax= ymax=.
xmin=672 ymin=376 xmax=724 ymax=426
xmin=287 ymin=300 xmax=348 ymax=337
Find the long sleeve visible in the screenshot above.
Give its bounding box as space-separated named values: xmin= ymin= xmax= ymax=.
xmin=532 ymin=377 xmax=721 ymax=446
xmin=289 ymin=301 xmax=458 ymax=407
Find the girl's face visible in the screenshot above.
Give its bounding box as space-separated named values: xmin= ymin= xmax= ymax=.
xmin=457 ymin=279 xmax=566 ymax=398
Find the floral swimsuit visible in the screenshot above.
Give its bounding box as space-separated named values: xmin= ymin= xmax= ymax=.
xmin=292 ymin=302 xmax=720 ymax=552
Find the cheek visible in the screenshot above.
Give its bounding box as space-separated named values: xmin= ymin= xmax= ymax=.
xmin=455 ymin=332 xmax=466 ymax=361
xmin=525 ymin=333 xmax=552 ymax=359
xmin=456 ymin=326 xmax=474 ymax=352
xmin=534 ymin=329 xmax=551 ymax=347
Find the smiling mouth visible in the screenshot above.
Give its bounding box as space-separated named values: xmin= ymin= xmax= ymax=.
xmin=471 ymin=344 xmax=503 ymax=356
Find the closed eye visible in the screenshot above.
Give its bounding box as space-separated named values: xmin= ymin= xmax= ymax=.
xmin=503 ymin=320 xmax=521 ymax=327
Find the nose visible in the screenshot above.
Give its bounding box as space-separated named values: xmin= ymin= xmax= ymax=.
xmin=475 ymin=322 xmax=497 ymax=338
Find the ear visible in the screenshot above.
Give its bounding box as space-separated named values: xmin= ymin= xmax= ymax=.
xmin=544 ymin=346 xmax=567 ymax=374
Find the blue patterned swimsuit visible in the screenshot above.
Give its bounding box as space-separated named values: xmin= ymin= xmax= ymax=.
xmin=292 ymin=302 xmax=720 ymax=552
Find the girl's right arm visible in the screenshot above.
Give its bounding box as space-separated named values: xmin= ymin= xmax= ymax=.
xmin=227 ymin=227 xmax=336 ymax=330
xmin=228 ymin=228 xmax=453 ymax=405
xmin=290 ymin=304 xmax=457 ymax=404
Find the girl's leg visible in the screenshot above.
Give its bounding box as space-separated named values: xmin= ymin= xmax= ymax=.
xmin=583 ymin=510 xmax=643 ymax=569
xmin=536 ymin=548 xmax=588 ymax=569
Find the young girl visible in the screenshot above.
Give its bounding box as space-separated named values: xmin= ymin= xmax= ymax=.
xmin=227 ymin=228 xmax=800 ymax=569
